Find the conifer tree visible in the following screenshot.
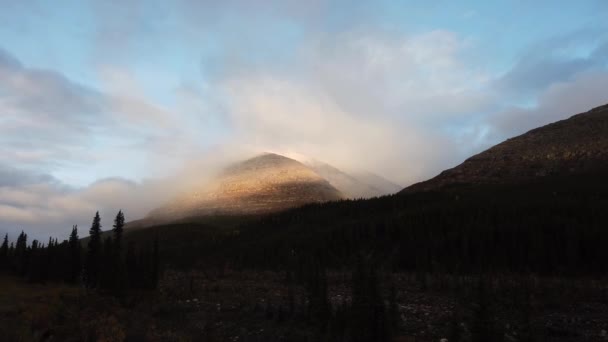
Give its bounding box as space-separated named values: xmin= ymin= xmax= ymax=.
xmin=84 ymin=211 xmax=102 ymax=288
xmin=0 ymin=234 xmax=8 ymax=270
xmin=68 ymin=225 xmax=81 ymax=283
xmin=1 ymin=233 xmax=8 ymax=257
xmin=152 ymin=234 xmax=160 ymax=289
xmin=15 ymin=231 xmax=28 ymax=275
xmin=126 ymin=240 xmax=137 ymax=288
xmin=100 ymin=236 xmax=113 ymax=290
xmin=111 ymin=210 xmax=127 ymax=295
xmin=112 ymin=210 xmax=125 ymax=252
xmin=27 ymin=239 xmax=45 ymax=283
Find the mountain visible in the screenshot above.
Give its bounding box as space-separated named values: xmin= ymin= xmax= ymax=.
xmin=305 ymin=160 xmax=402 ymax=198
xmin=144 ymin=153 xmax=343 ymax=224
xmin=403 ymin=103 xmax=608 ymax=193
xmin=126 ymin=104 xmax=608 ymax=276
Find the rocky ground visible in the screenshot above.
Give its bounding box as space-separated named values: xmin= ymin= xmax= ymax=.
xmin=160 ymin=271 xmax=608 ymax=341
xmin=2 ymin=271 xmax=606 ymax=341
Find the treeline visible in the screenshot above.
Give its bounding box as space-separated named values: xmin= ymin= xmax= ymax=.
xmin=134 ymin=172 xmax=608 ymax=277
xmin=0 ymin=211 xmax=159 ymax=294
xmin=226 ymin=176 xmax=608 ymax=276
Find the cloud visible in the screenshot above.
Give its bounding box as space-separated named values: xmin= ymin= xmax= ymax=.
xmin=0 ymin=171 xmax=159 ymax=241
xmin=488 ymin=71 xmax=608 ymax=141
xmin=0 ymin=164 xmax=60 ymax=188
xmin=0 ymin=149 xmax=249 ymax=241
xmin=0 ymin=47 xmax=220 ymax=184
xmin=210 ymin=29 xmax=493 ymax=184
xmin=0 ymin=48 xmax=106 ymax=169
xmin=495 ymin=30 xmax=608 ymax=97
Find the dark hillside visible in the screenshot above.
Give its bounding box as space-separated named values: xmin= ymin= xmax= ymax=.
xmin=404 ymin=104 xmax=608 ymax=192
xmin=128 ymin=168 xmax=608 ymax=276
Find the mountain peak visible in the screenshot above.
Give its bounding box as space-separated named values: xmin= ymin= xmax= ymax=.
xmin=223 ymin=153 xmax=301 ymax=174
xmin=146 ymin=153 xmax=343 ymax=223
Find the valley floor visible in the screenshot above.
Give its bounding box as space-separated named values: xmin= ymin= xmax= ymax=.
xmin=2 ymin=271 xmax=607 ymax=341
xmin=160 ymin=270 xmax=608 ymax=341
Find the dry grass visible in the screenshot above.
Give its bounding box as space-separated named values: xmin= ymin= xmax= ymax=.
xmin=0 ymin=275 xmax=82 ymax=341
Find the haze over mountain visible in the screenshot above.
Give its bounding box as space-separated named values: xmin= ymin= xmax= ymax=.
xmin=304 ymin=159 xmax=402 ymax=199
xmin=142 ymin=153 xmax=398 ymax=225
xmin=403 ymin=104 xmax=608 ymax=193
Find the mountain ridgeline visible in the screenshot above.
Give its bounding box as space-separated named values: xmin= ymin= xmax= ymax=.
xmin=403 ymin=103 xmax=608 ymax=192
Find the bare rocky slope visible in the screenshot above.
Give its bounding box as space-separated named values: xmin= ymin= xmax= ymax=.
xmin=403 ymin=103 xmax=608 ymax=193
xmin=145 ymin=153 xmax=344 ymax=224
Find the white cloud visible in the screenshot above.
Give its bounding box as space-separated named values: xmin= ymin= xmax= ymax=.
xmin=0 ymin=149 xmax=247 ymax=241
xmin=212 ymin=30 xmax=492 ymax=183
xmin=488 ymin=71 xmax=608 ymax=141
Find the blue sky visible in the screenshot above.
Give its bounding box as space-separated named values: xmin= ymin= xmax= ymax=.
xmin=1 ymin=0 xmax=608 ymax=238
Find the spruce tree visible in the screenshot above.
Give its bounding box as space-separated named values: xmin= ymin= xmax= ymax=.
xmin=68 ymin=225 xmax=81 ymax=283
xmin=112 ymin=210 xmax=125 ymax=252
xmin=0 ymin=234 xmax=8 ymax=270
xmin=111 ymin=210 xmax=127 ymax=295
xmin=84 ymin=211 xmax=102 ymax=288
xmin=126 ymin=241 xmax=138 ymax=288
xmin=27 ymin=240 xmax=44 ymax=283
xmin=15 ymin=231 xmax=28 ymax=275
xmin=0 ymin=233 xmax=8 ymax=257
xmin=152 ymin=234 xmax=160 ymax=289
xmin=100 ymin=236 xmax=113 ymax=290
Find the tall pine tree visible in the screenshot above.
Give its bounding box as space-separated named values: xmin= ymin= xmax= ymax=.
xmin=68 ymin=225 xmax=82 ymax=283
xmin=111 ymin=210 xmax=127 ymax=295
xmin=152 ymin=234 xmax=160 ymax=289
xmin=0 ymin=234 xmax=8 ymax=257
xmin=0 ymin=233 xmax=8 ymax=270
xmin=100 ymin=236 xmax=113 ymax=290
xmin=15 ymin=231 xmax=28 ymax=276
xmin=125 ymin=240 xmax=139 ymax=288
xmin=112 ymin=210 xmax=125 ymax=252
xmin=84 ymin=212 xmax=102 ymax=288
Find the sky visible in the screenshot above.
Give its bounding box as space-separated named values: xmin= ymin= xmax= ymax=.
xmin=1 ymin=0 xmax=608 ymax=240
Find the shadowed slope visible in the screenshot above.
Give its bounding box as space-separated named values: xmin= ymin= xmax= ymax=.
xmin=403 ymin=103 xmax=608 ymax=193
